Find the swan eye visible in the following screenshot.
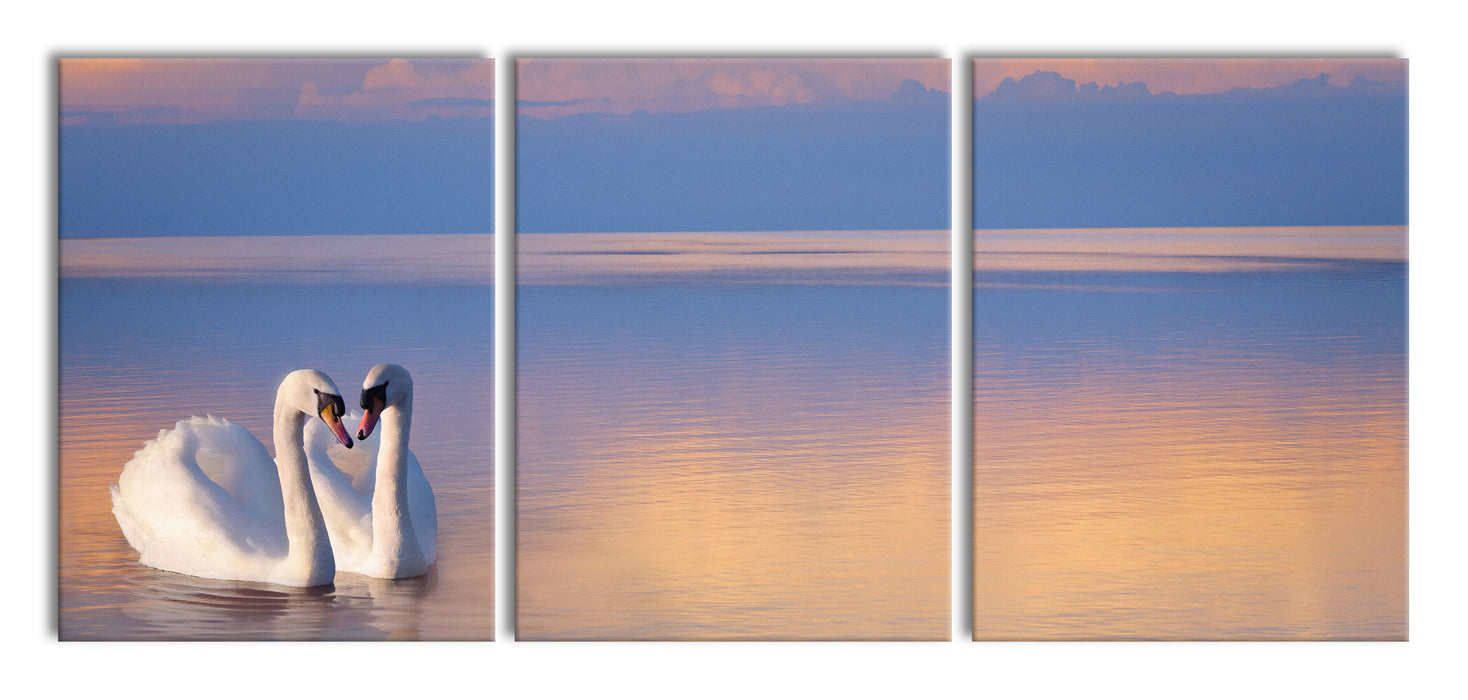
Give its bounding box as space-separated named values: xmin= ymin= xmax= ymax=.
xmin=361 ymin=383 xmax=388 ymax=411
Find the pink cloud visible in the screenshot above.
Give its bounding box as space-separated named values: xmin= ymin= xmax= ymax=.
xmin=518 ymin=59 xmax=949 ymax=118
xmin=295 ymin=59 xmax=494 ymax=122
xmin=973 ymin=58 xmax=1405 ymax=98
xmin=59 ymin=58 xmax=493 ymax=125
xmin=61 ymin=59 xmax=286 ymax=124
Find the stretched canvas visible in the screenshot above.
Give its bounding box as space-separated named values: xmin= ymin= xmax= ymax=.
xmin=58 ymin=58 xmax=495 ymax=640
xmin=971 ymin=59 xmax=1408 ymax=640
xmin=515 ymin=58 xmax=952 ymax=640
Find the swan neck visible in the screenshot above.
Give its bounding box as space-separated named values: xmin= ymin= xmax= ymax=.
xmin=379 ymin=398 xmax=412 ymax=492
xmin=274 ymin=397 xmax=334 ymax=579
xmin=369 ymin=396 xmax=424 ymax=574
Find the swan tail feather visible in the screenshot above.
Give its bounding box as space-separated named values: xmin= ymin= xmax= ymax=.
xmin=407 ymin=451 xmax=438 ymax=565
xmin=109 ymin=481 xmax=149 ymax=554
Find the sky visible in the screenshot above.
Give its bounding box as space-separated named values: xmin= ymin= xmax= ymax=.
xmin=516 ymin=59 xmax=951 ymax=233
xmin=59 ymin=59 xmax=494 ymax=238
xmin=59 ymin=58 xmax=1406 ymax=236
xmin=973 ymin=59 xmax=1408 ymax=230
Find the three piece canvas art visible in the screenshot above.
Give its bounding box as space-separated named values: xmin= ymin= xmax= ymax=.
xmin=57 ymin=57 xmax=1407 ymax=641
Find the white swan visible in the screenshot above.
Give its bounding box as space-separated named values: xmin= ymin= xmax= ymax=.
xmin=306 ymin=363 xmax=436 ymax=579
xmin=109 ymin=369 xmax=356 ymax=588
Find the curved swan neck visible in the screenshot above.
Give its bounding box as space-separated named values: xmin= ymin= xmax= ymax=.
xmin=369 ymin=390 xmax=425 ymax=576
xmin=376 ymin=399 xmax=412 ymax=510
xmin=274 ymin=392 xmax=334 ymax=581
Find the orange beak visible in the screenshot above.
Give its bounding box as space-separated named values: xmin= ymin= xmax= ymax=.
xmin=320 ymin=406 xmax=354 ymax=448
xmin=357 ymin=397 xmax=384 ymax=441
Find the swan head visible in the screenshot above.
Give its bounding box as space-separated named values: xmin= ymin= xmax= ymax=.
xmin=357 ymin=363 xmax=413 ymax=440
xmin=284 ymin=369 xmax=354 ymax=449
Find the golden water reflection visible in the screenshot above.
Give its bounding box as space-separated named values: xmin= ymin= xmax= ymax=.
xmin=972 ymin=227 xmax=1406 ymax=640
xmin=517 ymin=231 xmax=949 ymax=640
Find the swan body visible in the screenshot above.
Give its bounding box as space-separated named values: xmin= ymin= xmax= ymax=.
xmin=307 ymin=363 xmax=436 ymax=579
xmin=109 ymin=370 xmax=356 ymax=588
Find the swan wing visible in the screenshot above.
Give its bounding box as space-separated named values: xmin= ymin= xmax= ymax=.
xmin=405 ymin=448 xmax=438 ymax=564
xmin=110 ymin=416 xmax=288 ymax=581
xmin=190 ymin=415 xmax=285 ymax=523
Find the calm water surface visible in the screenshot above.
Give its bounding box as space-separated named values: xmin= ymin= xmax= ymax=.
xmin=517 ymin=231 xmax=950 ymax=640
xmin=972 ymin=227 xmax=1407 ymax=640
xmin=59 ymin=235 xmax=494 ymax=640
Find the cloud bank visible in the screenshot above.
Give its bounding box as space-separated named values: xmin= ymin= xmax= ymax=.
xmin=973 ymin=67 xmax=1408 ymax=229
xmin=972 ymin=58 xmax=1407 ymax=98
xmin=981 ymin=69 xmax=1405 ymax=103
xmin=518 ymin=59 xmax=949 ymax=118
xmin=295 ymin=59 xmax=494 ymax=122
xmin=60 ymin=58 xmax=493 ymax=125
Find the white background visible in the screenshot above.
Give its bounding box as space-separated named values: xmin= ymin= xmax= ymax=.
xmin=7 ymin=2 xmax=1464 ymax=697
